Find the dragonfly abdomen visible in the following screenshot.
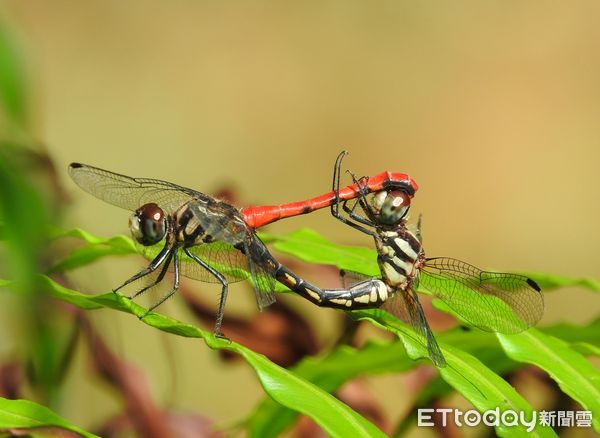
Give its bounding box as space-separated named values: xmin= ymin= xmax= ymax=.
xmin=277 ymin=267 xmax=391 ymax=309
xmin=244 ymin=236 xmax=391 ymax=309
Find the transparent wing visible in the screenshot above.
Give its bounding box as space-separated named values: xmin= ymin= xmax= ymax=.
xmin=244 ymin=236 xmax=277 ymax=310
xmin=187 ymin=199 xmax=248 ymax=246
xmin=382 ymin=287 xmax=446 ymax=367
xmin=341 ymin=270 xmax=445 ymax=366
xmin=136 ymin=238 xmax=276 ymax=309
xmin=340 ymin=269 xmax=374 ymax=288
xmin=137 ymin=241 xmax=249 ymax=284
xmin=419 ymin=257 xmax=543 ymax=334
xmin=69 ymin=162 xmax=210 ymax=213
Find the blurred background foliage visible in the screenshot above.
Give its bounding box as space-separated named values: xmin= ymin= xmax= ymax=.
xmin=0 ymin=1 xmax=599 ymax=437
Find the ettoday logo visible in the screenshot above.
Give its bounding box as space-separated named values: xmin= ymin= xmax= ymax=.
xmin=417 ymin=408 xmax=592 ymax=431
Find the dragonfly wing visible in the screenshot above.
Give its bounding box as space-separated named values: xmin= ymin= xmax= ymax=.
xmin=140 ymin=239 xmax=277 ymax=310
xmin=136 ymin=240 xmax=249 ymax=284
xmin=382 ymin=288 xmax=446 ymax=367
xmin=187 ymin=200 xmax=249 ymax=245
xmin=420 ymin=257 xmax=543 ymax=334
xmin=244 ymin=237 xmax=277 ymax=310
xmin=340 ymin=269 xmax=373 ymax=288
xmin=69 ymin=163 xmax=208 ymax=213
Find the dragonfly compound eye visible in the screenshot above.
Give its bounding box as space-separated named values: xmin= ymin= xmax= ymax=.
xmin=130 ymin=203 xmax=167 ymax=246
xmin=379 ymin=190 xmax=410 ymax=225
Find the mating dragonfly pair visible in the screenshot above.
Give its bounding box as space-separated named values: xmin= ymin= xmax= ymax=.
xmin=69 ymin=152 xmax=543 ymax=367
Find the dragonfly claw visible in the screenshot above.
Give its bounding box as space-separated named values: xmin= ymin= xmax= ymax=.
xmin=214 ymin=331 xmax=231 ymax=343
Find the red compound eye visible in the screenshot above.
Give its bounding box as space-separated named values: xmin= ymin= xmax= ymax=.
xmin=130 ymin=203 xmax=167 ymax=246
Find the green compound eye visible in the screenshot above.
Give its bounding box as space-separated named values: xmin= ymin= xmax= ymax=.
xmin=379 ymin=190 xmax=410 ymax=225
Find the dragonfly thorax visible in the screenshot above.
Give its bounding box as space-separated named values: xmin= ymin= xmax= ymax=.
xmin=376 ymin=228 xmax=424 ymax=290
xmin=130 ymin=203 xmax=167 ymax=246
xmin=174 ymin=199 xmax=249 ymax=247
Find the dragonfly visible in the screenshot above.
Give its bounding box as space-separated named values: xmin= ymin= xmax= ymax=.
xmin=68 ymin=157 xmax=418 ymax=336
xmin=321 ymin=152 xmax=543 ymax=367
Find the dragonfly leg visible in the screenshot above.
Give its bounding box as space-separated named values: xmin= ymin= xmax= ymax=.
xmin=347 ymin=170 xmax=379 ymax=223
xmin=147 ymin=250 xmax=180 ymax=312
xmin=130 ymin=251 xmax=173 ymax=299
xmin=332 ymin=200 xmax=377 ymax=236
xmin=114 ymin=243 xmax=172 ymax=293
xmin=330 ymin=150 xmax=349 ymax=219
xmin=331 ymin=157 xmax=377 ymax=236
xmin=415 ymin=214 xmax=423 ymax=243
xmin=331 ymin=187 xmax=376 ymax=236
xmin=341 ymin=198 xmax=375 ymax=226
xmin=183 ymin=247 xmax=229 ymax=338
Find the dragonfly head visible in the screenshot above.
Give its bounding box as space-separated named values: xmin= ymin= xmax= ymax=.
xmin=371 ymin=190 xmax=411 ymax=225
xmin=129 ymin=203 xmax=167 ymax=246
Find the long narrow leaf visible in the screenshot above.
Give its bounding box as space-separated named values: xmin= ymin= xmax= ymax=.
xmin=261 ymin=228 xmax=379 ymax=277
xmin=353 ymin=309 xmax=557 ymax=438
xmin=498 ymin=329 xmax=600 ymax=432
xmin=265 ymin=229 xmax=600 ymax=293
xmin=0 ymin=23 xmax=28 ymax=128
xmin=54 ymin=227 xmax=600 ymax=295
xmin=522 ymin=273 xmax=600 ymax=293
xmin=248 ymin=340 xmax=415 ymax=437
xmin=8 ymin=275 xmax=386 ymax=438
xmin=49 ymin=229 xmax=136 ymax=273
xmin=0 ymin=397 xmax=97 ymax=438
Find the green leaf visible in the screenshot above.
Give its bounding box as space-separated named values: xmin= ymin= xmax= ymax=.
xmin=248 ymin=340 xmax=415 ymax=437
xmin=353 ymin=309 xmax=557 ymax=438
xmin=522 ymin=272 xmax=600 ymax=293
xmin=262 ymin=228 xmax=379 ymax=277
xmin=45 ymin=227 xmax=600 ymax=436
xmin=0 ymin=396 xmax=97 ymax=437
xmin=541 ymin=317 xmax=600 ymax=347
xmin=236 ymin=347 xmax=386 ymax=438
xmin=498 ymin=329 xmax=600 ymax=432
xmin=55 ymin=227 xmax=600 ymax=296
xmin=13 ymin=275 xmax=385 ymax=438
xmin=265 ymin=229 xmax=600 ymax=295
xmin=51 ymin=228 xmax=136 ymax=249
xmin=0 ymin=22 xmax=28 ymax=128
xmin=49 ymin=228 xmax=136 ymax=273
xmin=570 ymin=342 xmax=600 ymax=357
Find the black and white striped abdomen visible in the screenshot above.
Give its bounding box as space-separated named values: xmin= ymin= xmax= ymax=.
xmin=376 ymin=229 xmax=423 ymax=290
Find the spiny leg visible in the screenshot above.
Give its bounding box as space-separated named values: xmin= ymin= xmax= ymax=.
xmin=130 ymin=251 xmax=173 ymax=299
xmin=331 ymin=150 xmax=349 ymax=218
xmin=415 ymin=214 xmax=423 ymax=243
xmin=347 ymin=170 xmax=378 ymax=222
xmin=183 ymin=247 xmax=229 ymax=338
xmin=113 ymin=243 xmax=172 ymax=293
xmin=330 ymin=161 xmax=376 ymax=236
xmin=332 ymin=201 xmax=376 ymax=236
xmin=147 ymin=250 xmax=180 ymax=312
xmin=341 ymin=198 xmax=374 ymax=226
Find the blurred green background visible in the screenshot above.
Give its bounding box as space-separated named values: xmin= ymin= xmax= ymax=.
xmin=1 ymin=1 xmax=599 ymax=436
